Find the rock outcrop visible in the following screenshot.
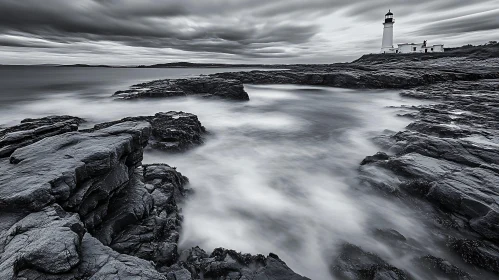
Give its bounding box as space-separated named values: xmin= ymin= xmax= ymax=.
xmin=114 ymin=57 xmax=499 ymax=103
xmin=87 ymin=111 xmax=206 ymax=152
xmin=3 ymin=53 xmax=499 ymax=279
xmin=331 ymin=243 xmax=411 ymax=280
xmin=414 ymin=255 xmax=472 ymax=280
xmin=0 ymin=115 xmax=83 ymax=158
xmin=169 ymin=247 xmax=308 ymax=280
xmin=359 ymin=79 xmax=499 ymax=278
xmin=101 ymin=163 xmax=189 ymax=267
xmin=114 ymin=77 xmax=249 ymax=101
xmin=0 ymin=114 xmax=307 ymax=279
xmin=0 ymin=120 xmax=165 ymax=279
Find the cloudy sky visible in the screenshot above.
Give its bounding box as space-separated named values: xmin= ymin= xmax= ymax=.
xmin=0 ymin=0 xmax=498 ymax=65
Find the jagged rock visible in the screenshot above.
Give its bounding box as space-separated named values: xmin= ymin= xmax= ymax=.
xmin=163 ymin=263 xmax=192 ymax=280
xmin=0 ymin=121 xmax=150 ymax=212
xmin=0 ymin=116 xmax=84 ymax=137
xmin=89 ymin=111 xmax=206 ymax=152
xmin=207 ymin=59 xmax=499 ymax=89
xmin=0 ymin=115 xmax=84 ymax=158
xmin=0 ymin=205 xmax=166 ymax=280
xmin=147 ymin=112 xmax=205 ymax=152
xmin=107 ymin=164 xmax=189 ymax=267
xmin=0 ymin=120 xmax=175 ymax=279
xmin=93 ymin=167 xmax=154 ymax=246
xmin=113 ymin=58 xmax=499 ymax=103
xmin=330 ymin=243 xmax=411 ymax=280
xmin=17 ymin=234 xmax=167 ymax=280
xmin=414 ymin=255 xmax=472 ymax=280
xmin=0 ymin=113 xmax=310 ymax=279
xmin=363 ymin=151 xmax=499 ymax=241
xmin=114 ymin=77 xmax=249 ymax=101
xmin=0 ymin=119 xmax=176 ymax=279
xmin=447 ymin=238 xmax=499 ymax=274
xmin=360 ymin=80 xmax=499 ymax=231
xmin=174 ymin=247 xmax=310 ymax=280
xmin=360 ymin=78 xmax=499 ymax=277
xmin=360 ymin=152 xmax=390 ymax=165
xmin=390 ymin=131 xmax=499 ymax=168
xmin=0 ymin=205 xmax=84 ymax=278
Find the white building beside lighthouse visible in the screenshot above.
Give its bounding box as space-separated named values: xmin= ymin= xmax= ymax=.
xmin=380 ymin=10 xmax=444 ymax=54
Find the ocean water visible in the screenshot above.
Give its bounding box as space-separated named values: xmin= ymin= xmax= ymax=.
xmin=0 ymin=67 xmax=433 ymax=279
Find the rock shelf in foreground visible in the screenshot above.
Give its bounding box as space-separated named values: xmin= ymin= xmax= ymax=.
xmin=85 ymin=111 xmax=206 ymax=152
xmin=0 ymin=115 xmax=84 ymax=158
xmin=2 ymin=53 xmax=499 ymax=279
xmin=0 ymin=114 xmax=308 ymax=280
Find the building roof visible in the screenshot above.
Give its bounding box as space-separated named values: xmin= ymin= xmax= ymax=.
xmin=398 ymin=43 xmax=443 ymax=46
xmin=386 ymin=10 xmax=393 ymax=16
xmin=398 ymin=43 xmax=423 ymax=45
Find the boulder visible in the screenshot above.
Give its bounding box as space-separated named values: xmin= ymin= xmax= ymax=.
xmin=17 ymin=234 xmax=167 ymax=280
xmin=0 ymin=205 xmax=84 ymax=278
xmin=89 ymin=111 xmax=206 ymax=152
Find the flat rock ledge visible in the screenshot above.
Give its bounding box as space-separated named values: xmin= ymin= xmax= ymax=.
xmin=114 ymin=77 xmax=249 ymax=101
xmin=85 ymin=111 xmax=206 ymax=152
xmin=114 ymin=56 xmax=499 ymax=103
xmin=0 ymin=115 xmax=84 ymax=158
xmin=358 ymin=79 xmax=499 ymax=279
xmin=0 ymin=114 xmax=307 ymax=279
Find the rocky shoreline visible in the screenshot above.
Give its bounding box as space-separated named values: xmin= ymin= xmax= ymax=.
xmin=113 ymin=57 xmax=499 ymax=101
xmin=0 ymin=113 xmax=308 ymax=280
xmin=355 ymin=78 xmax=499 ymax=279
xmin=1 ymin=52 xmax=499 ymax=279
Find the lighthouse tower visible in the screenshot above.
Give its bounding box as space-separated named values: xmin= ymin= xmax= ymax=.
xmin=381 ymin=10 xmax=395 ymax=53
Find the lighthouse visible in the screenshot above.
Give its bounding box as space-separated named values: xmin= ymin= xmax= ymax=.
xmin=378 ymin=10 xmax=444 ymax=54
xmin=381 ymin=10 xmax=396 ymax=53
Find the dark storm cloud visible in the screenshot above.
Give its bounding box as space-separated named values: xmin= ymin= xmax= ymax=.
xmin=0 ymin=0 xmax=319 ymax=58
xmin=415 ymin=9 xmax=499 ymax=36
xmin=0 ymin=0 xmax=497 ymax=64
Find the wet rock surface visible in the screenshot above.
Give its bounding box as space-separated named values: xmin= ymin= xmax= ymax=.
xmin=414 ymin=255 xmax=472 ymax=280
xmin=0 ymin=115 xmax=84 ymax=158
xmin=169 ymin=247 xmax=309 ymax=280
xmin=114 ymin=57 xmax=499 ymax=103
xmin=331 ymin=243 xmax=411 ymax=280
xmin=0 ymin=113 xmax=306 ymax=279
xmin=0 ymin=120 xmax=166 ymax=279
xmin=87 ymin=111 xmax=206 ymax=152
xmin=359 ymin=79 xmax=499 ymax=278
xmin=114 ymin=77 xmax=249 ymax=101
xmin=210 ymin=59 xmax=499 ymax=89
xmin=1 ymin=53 xmax=499 ymax=279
